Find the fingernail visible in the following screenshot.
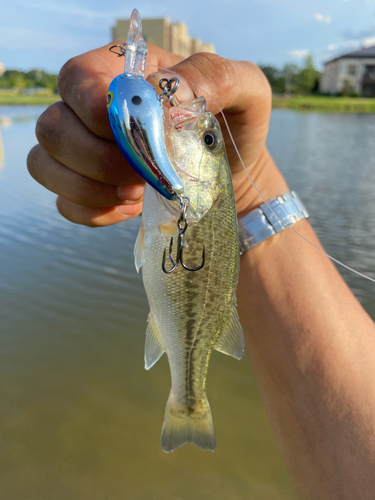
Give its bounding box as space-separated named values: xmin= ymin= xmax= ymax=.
xmin=116 ymin=205 xmax=135 ymax=216
xmin=117 ymin=184 xmax=144 ymax=203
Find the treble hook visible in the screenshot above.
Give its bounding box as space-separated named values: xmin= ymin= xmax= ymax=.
xmin=162 ymin=219 xmax=205 ymax=274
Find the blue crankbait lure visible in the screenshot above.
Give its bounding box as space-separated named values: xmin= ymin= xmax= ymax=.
xmin=107 ymin=9 xmax=183 ymax=201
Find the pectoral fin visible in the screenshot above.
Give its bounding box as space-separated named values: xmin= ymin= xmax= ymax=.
xmin=134 ymin=222 xmax=145 ymax=273
xmin=215 ymin=307 xmax=244 ymax=360
xmin=145 ymin=313 xmax=165 ymax=370
xmin=159 ymin=220 xmax=178 ymax=236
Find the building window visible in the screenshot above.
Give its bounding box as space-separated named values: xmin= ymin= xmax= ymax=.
xmin=348 ymin=65 xmax=356 ymax=76
xmin=364 ymin=65 xmax=375 ymax=80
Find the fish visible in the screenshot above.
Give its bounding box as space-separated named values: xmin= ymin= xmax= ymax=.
xmin=107 ymin=8 xmax=244 ymax=452
xmin=134 ymin=96 xmax=244 ymax=452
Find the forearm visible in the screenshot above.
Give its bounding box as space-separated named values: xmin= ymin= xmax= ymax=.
xmin=238 ymin=176 xmax=375 ymax=498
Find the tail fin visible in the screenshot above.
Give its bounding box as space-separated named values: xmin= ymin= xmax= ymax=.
xmin=161 ymin=391 xmax=216 ymax=452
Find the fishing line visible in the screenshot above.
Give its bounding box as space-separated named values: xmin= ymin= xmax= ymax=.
xmin=146 ymin=61 xmax=375 ymax=284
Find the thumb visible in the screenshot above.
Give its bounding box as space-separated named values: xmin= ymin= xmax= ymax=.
xmin=148 ymin=53 xmax=271 ymax=117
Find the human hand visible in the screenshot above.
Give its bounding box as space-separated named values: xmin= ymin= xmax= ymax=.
xmin=27 ymin=42 xmax=288 ymax=226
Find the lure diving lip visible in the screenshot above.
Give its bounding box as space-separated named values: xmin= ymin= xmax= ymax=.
xmin=107 ymin=9 xmax=184 ymax=201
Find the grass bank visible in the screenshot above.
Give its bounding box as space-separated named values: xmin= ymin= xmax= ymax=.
xmin=272 ymin=96 xmax=375 ymax=112
xmin=2 ymin=93 xmax=375 ymax=112
xmin=0 ymin=93 xmax=60 ymax=105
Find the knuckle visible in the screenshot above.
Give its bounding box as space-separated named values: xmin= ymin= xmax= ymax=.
xmin=56 ymin=196 xmax=75 ymax=224
xmin=242 ymin=61 xmax=272 ymax=102
xmin=57 ymin=57 xmax=78 ymax=99
xmin=56 ymin=196 xmax=96 ymax=227
xmin=251 ymin=62 xmax=272 ymax=98
xmin=26 ymin=145 xmax=40 ymax=177
xmin=185 ymin=52 xmax=230 ymax=92
xmin=35 ymin=102 xmax=65 ymax=153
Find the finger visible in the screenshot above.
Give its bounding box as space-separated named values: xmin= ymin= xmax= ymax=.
xmin=56 ymin=196 xmax=143 ymax=227
xmin=27 ymin=145 xmax=144 ymax=207
xmin=58 ymin=42 xmax=183 ymax=139
xmin=35 ymin=101 xmax=142 ymax=185
xmin=165 ymin=53 xmax=271 ymax=116
xmin=143 ymin=53 xmax=271 ymax=174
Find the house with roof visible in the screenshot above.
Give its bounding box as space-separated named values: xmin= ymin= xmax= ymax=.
xmin=320 ymin=45 xmax=375 ymax=96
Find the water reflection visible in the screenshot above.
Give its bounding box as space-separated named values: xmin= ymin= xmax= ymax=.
xmin=0 ymin=129 xmax=3 ymax=170
xmin=1 ymin=106 xmax=375 ymax=500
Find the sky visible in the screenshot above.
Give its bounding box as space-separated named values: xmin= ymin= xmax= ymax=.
xmin=1 ymin=0 xmax=375 ymax=73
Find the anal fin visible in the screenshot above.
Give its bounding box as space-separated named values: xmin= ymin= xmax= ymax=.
xmin=215 ymin=306 xmax=244 ymax=360
xmin=145 ymin=313 xmax=165 ymax=370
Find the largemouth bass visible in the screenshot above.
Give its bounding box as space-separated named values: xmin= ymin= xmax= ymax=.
xmin=135 ymin=97 xmax=244 ymax=452
xmin=107 ymin=9 xmax=244 ymax=452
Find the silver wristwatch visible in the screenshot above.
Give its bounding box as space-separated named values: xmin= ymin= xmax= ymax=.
xmin=238 ymin=191 xmax=309 ymax=253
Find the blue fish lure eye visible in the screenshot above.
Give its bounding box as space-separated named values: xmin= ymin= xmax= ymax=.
xmin=106 ymin=91 xmax=113 ymax=108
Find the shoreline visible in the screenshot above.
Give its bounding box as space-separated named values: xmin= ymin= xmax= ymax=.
xmin=272 ymin=96 xmax=375 ymax=112
xmin=0 ymin=95 xmax=60 ymax=106
xmin=1 ymin=95 xmax=375 ymax=113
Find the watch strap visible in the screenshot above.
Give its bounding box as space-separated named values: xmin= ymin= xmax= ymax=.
xmin=238 ymin=191 xmax=309 ymax=253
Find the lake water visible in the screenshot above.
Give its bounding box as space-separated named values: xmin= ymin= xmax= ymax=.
xmin=1 ymin=106 xmax=375 ymax=500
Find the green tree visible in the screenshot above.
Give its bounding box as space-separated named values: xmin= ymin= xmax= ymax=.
xmin=0 ymin=69 xmax=58 ymax=91
xmin=294 ymin=55 xmax=321 ymax=95
xmin=259 ymin=65 xmax=286 ymax=94
xmin=340 ymin=79 xmax=358 ymax=97
xmin=282 ymin=64 xmax=299 ymax=95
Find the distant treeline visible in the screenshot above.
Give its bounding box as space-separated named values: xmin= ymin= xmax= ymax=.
xmin=0 ymin=70 xmax=58 ymax=92
xmin=259 ymin=55 xmax=322 ymax=96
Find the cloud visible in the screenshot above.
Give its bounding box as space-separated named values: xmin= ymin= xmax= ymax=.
xmin=363 ymin=36 xmax=375 ymax=47
xmin=289 ymin=49 xmax=310 ymax=58
xmin=314 ymin=13 xmax=332 ymax=25
xmin=326 ymin=40 xmax=360 ymax=52
xmin=342 ymin=28 xmax=375 ymax=40
xmin=326 ymin=35 xmax=375 ymax=54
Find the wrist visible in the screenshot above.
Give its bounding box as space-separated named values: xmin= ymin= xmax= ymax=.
xmin=233 ymin=148 xmax=289 ymax=220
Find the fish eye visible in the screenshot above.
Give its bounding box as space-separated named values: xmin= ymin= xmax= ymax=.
xmin=132 ymin=95 xmax=142 ymax=105
xmin=203 ymin=129 xmax=221 ymax=152
xmin=106 ymin=91 xmax=113 ymax=108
